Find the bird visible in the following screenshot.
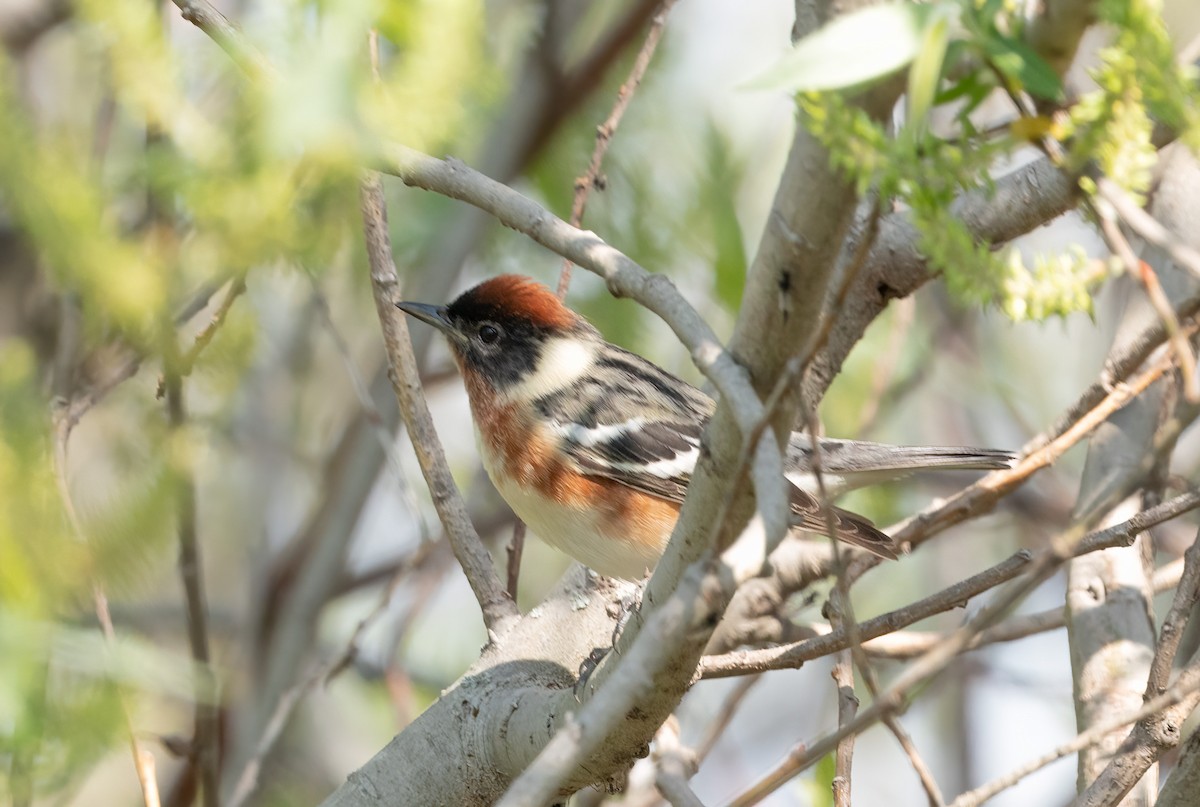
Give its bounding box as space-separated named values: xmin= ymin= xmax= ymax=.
xmin=397 ymin=275 xmax=1014 ymax=580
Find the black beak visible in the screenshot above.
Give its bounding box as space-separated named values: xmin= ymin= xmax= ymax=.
xmin=396 ymin=301 xmax=454 ymax=334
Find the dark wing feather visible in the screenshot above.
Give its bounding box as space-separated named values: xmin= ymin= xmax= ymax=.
xmin=536 ymin=346 xmax=900 ymax=559
xmin=534 ymin=347 xmax=712 ymax=503
xmin=789 ymin=487 xmax=899 ymax=560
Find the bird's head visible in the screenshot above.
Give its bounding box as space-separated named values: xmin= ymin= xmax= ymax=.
xmin=397 ymin=274 xmax=601 ymax=401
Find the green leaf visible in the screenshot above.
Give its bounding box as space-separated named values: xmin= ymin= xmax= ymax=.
xmin=907 ymin=7 xmax=955 ymax=133
xmin=983 ymin=35 xmax=1064 ymax=100
xmin=700 ymin=126 xmax=748 ymax=311
xmin=809 ymin=752 xmax=837 ymax=807
xmin=935 ymin=65 xmax=994 ymax=107
xmin=744 ymin=3 xmax=935 ymax=93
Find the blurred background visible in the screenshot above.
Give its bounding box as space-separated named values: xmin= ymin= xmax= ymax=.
xmin=3 ymin=0 xmax=1200 ymax=805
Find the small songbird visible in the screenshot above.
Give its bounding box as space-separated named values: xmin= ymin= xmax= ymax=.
xmin=398 ymin=275 xmax=1013 ymax=580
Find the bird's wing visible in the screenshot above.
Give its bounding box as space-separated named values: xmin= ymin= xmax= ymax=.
xmin=787 ymin=490 xmax=899 ymax=559
xmin=534 ymin=346 xmax=711 ymax=503
xmin=534 ymin=347 xmax=900 ymax=560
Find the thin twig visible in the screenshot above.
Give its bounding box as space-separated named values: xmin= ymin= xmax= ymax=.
xmin=94 ymin=587 xmax=164 ymax=807
xmin=838 ymin=593 xmax=946 ymax=807
xmin=1145 ymin=525 xmax=1200 ymax=697
xmin=696 ymin=675 xmax=760 ymax=763
xmin=358 ymin=174 xmax=518 ymax=636
xmin=702 ymin=489 xmax=1200 ymax=679
xmin=225 ymin=659 xmax=328 ymax=807
xmin=171 ymin=0 xmax=274 ymax=79
xmin=1096 ymin=176 xmax=1200 ymax=284
xmin=162 ymin=364 xmax=219 ymax=807
xmin=1097 ymin=211 xmax=1199 ymax=402
xmin=506 ymin=521 xmax=526 ymax=601
xmin=155 ymin=276 xmax=248 ymax=398
xmin=724 ymin=480 xmax=1200 ymax=805
xmin=558 ymin=0 xmax=677 ymax=298
xmin=1060 ymin=528 xmax=1200 ymax=807
xmin=851 ymin=509 xmax=1183 ymax=661
xmin=830 ymin=649 xmax=857 ymax=807
xmin=948 ymin=657 xmax=1200 ymax=807
xmin=856 ymin=333 xmax=1186 ymax=576
xmin=701 ymin=551 xmax=1033 ymax=679
xmin=881 ymin=713 xmax=946 ymax=807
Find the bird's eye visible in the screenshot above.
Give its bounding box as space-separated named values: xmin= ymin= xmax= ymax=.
xmin=478 ymin=324 xmax=501 ymax=344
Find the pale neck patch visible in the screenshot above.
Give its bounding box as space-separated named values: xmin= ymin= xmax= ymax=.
xmin=507 ymin=336 xmax=597 ymax=401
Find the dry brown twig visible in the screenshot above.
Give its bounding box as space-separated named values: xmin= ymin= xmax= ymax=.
xmin=1097 ymin=211 xmax=1199 ymax=403
xmin=359 ymin=174 xmax=518 ymax=636
xmin=557 ymin=0 xmax=678 ymax=298
xmin=830 ymin=648 xmax=857 ymax=807
xmin=1070 ymin=524 xmax=1200 ymax=805
xmin=844 ymin=327 xmax=1188 ymax=581
xmin=357 ymin=33 xmax=515 ymax=636
xmin=859 ymin=550 xmax=1186 ymax=659
xmin=722 ymin=481 xmax=1200 ymax=805
xmin=154 ymin=276 xmax=248 ymax=398
xmin=947 ymin=657 xmax=1200 ymax=807
xmin=702 ymin=489 xmax=1200 ymax=680
xmin=49 ymin=415 xmax=163 ymax=807
xmin=701 ymin=551 xmax=1033 ymax=680
xmin=161 ymin=358 xmax=219 ymax=807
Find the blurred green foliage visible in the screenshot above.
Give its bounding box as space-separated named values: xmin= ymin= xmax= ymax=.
xmin=0 ymin=0 xmax=1196 ymax=802
xmin=784 ymin=0 xmax=1200 ymax=320
xmin=0 ymin=0 xmax=493 ymax=798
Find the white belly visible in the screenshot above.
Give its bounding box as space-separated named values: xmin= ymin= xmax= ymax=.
xmin=478 ymin=428 xmax=664 ymax=580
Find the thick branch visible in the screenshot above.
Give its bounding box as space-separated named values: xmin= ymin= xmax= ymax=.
xmin=803 ymin=154 xmax=1080 ymax=406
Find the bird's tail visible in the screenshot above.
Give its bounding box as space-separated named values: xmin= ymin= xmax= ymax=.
xmin=798 ymin=438 xmax=1017 ymax=475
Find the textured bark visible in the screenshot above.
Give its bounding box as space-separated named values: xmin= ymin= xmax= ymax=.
xmin=1067 ymin=145 xmax=1200 ymax=803
xmin=1067 ymin=505 xmax=1157 ymax=803
xmin=1157 ymin=726 xmax=1200 ymax=807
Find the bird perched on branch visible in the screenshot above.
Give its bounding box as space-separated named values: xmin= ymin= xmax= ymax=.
xmin=398 ymin=275 xmax=1013 ymax=580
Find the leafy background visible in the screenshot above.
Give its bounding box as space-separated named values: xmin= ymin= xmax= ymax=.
xmin=2 ymin=0 xmax=1200 ymax=805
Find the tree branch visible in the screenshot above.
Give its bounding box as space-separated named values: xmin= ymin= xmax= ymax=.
xmin=558 ymin=0 xmax=677 ymax=297
xmin=1070 ymin=527 xmax=1200 ymax=805
xmin=948 ymin=656 xmax=1200 ymax=807
xmin=702 ymin=490 xmax=1200 ymax=679
xmin=162 ymin=362 xmax=219 ymax=807
xmin=359 ymin=173 xmax=517 ymax=636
